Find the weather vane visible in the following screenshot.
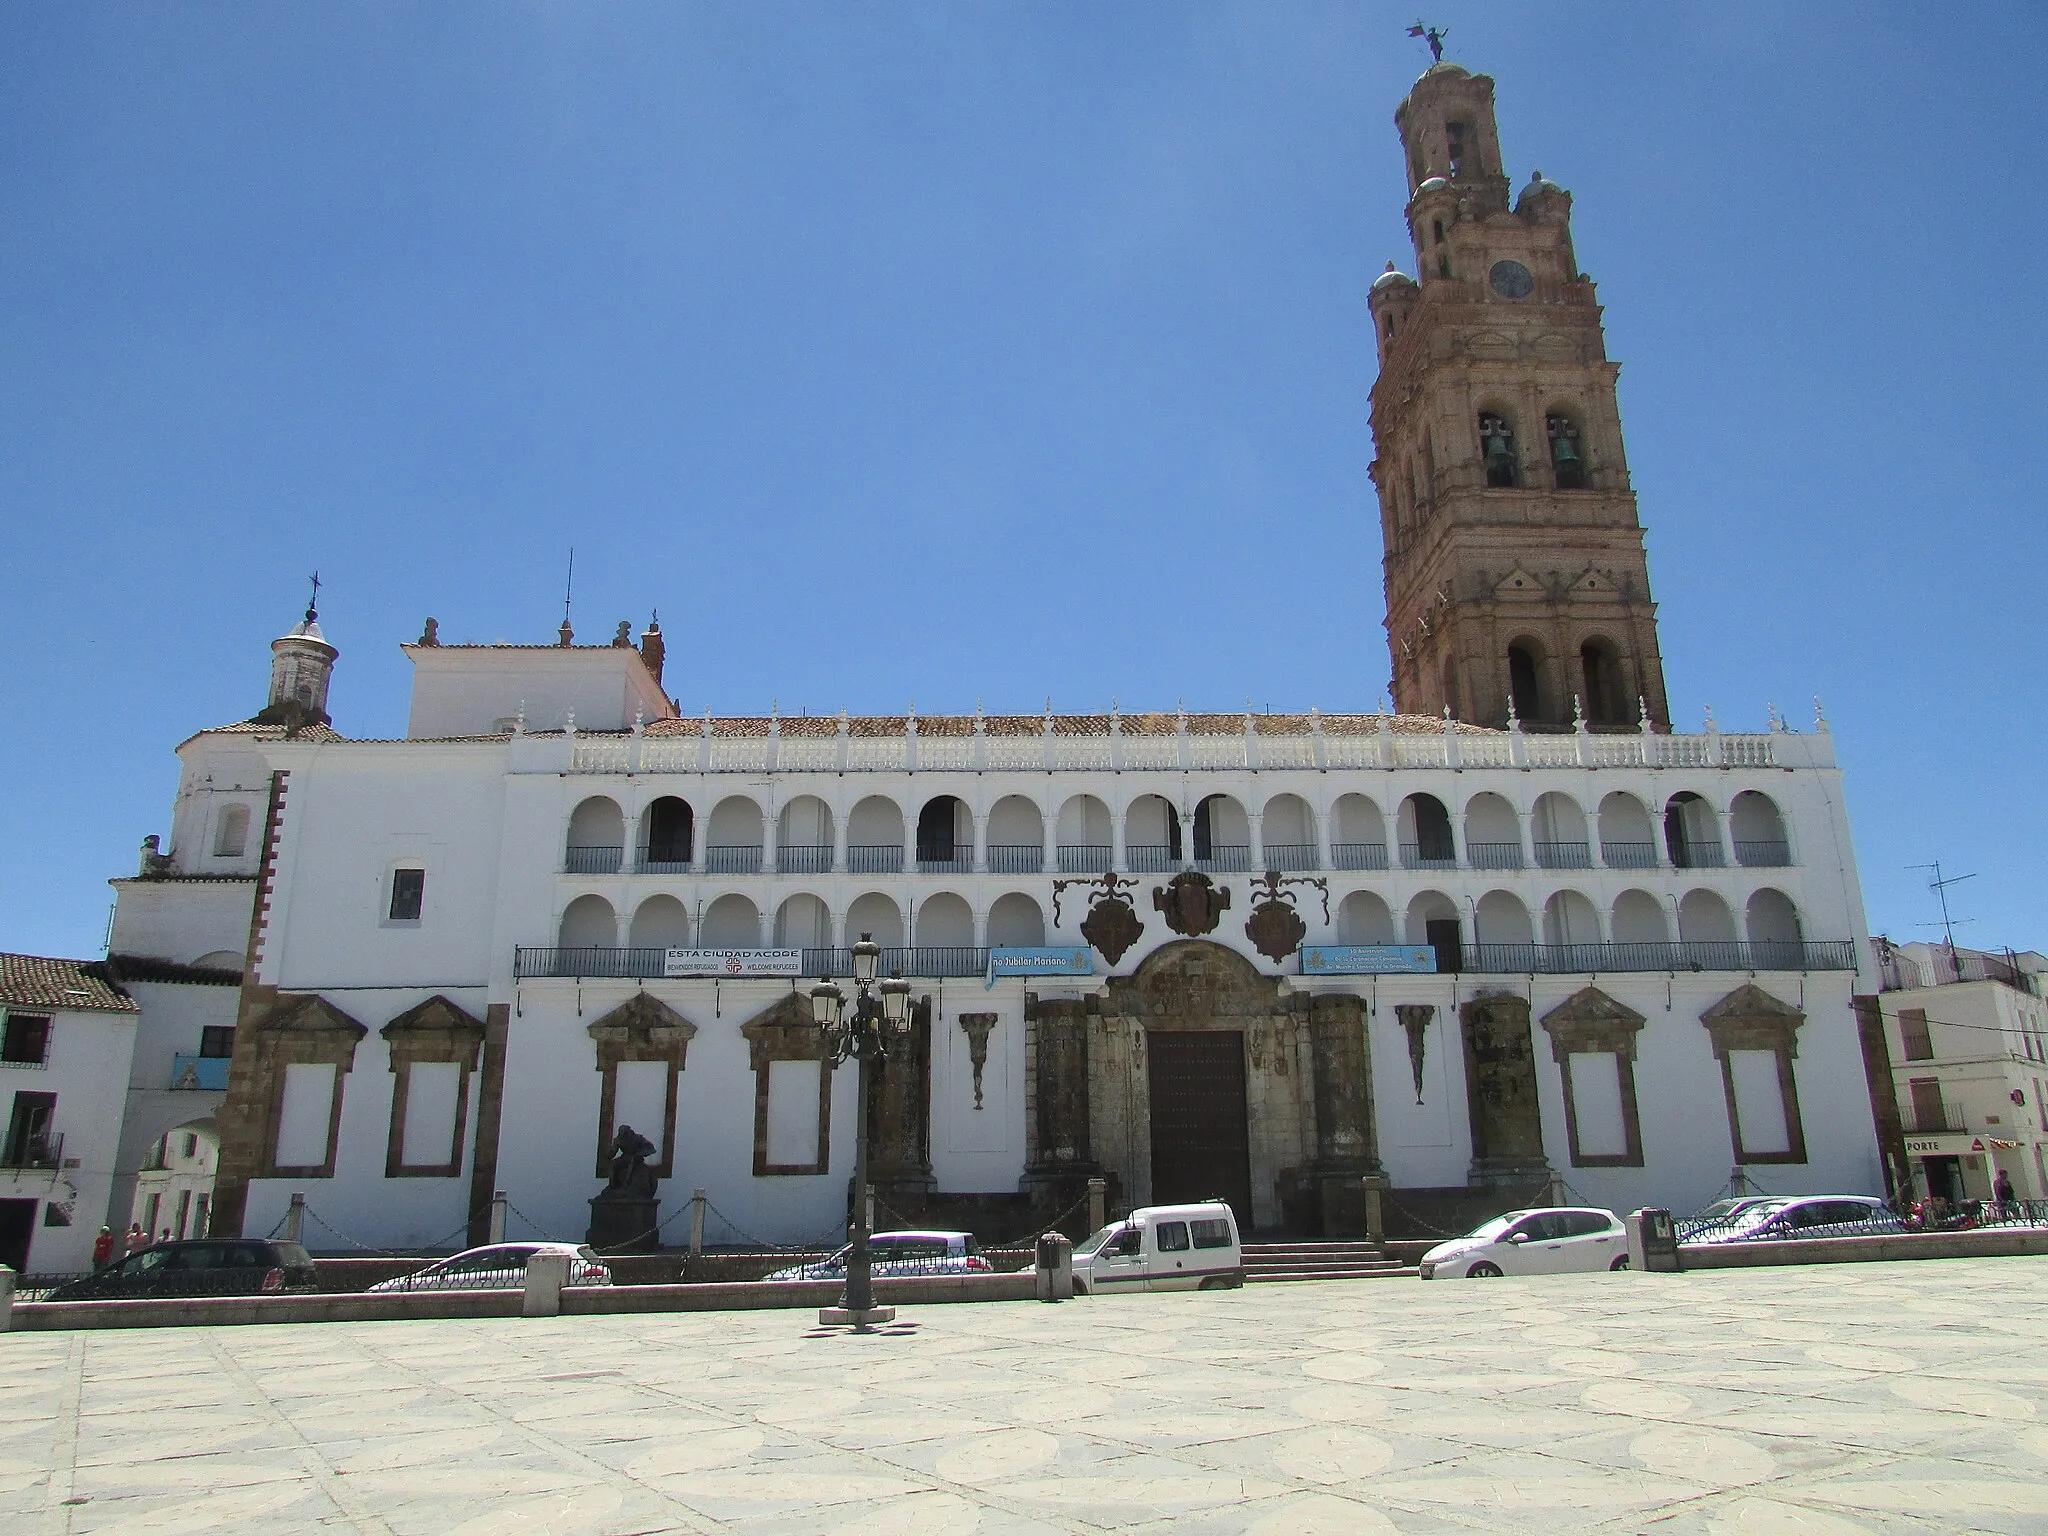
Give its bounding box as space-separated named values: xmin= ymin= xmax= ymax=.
xmin=306 ymin=570 xmax=321 ymax=622
xmin=1408 ymin=21 xmax=1448 ymax=64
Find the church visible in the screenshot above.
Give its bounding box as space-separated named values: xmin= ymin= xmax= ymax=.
xmin=108 ymin=59 xmax=1888 ymax=1252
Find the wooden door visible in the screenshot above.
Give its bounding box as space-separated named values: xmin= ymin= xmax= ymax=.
xmin=1147 ymin=1031 xmax=1252 ymax=1228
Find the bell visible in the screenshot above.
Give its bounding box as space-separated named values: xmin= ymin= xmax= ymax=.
xmin=1552 ymin=435 xmax=1580 ymax=464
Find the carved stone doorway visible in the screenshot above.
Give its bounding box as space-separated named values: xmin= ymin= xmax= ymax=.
xmin=1147 ymin=1031 xmax=1253 ymax=1226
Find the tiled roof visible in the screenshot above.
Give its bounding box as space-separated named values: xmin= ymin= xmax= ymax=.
xmin=633 ymin=711 xmax=1490 ymax=738
xmin=105 ymin=955 xmax=243 ymax=988
xmin=187 ymin=720 xmax=348 ymax=745
xmin=0 ymin=955 xmax=139 ymax=1015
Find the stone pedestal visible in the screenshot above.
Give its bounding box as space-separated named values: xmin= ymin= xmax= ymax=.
xmin=587 ymin=1195 xmax=660 ymax=1254
xmin=817 ymin=1304 xmax=897 ymax=1328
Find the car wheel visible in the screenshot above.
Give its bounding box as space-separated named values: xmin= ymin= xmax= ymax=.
xmin=1609 ymin=1254 xmax=1631 ymax=1271
xmin=1466 ymin=1261 xmax=1503 ymax=1279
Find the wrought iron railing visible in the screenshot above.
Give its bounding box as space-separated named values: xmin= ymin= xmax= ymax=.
xmin=1126 ymin=845 xmax=1177 ymax=873
xmin=1057 ymin=844 xmax=1111 ymax=873
xmin=916 ymin=853 xmax=974 ymax=874
xmin=847 ymin=846 xmax=904 ymax=874
xmin=1331 ymin=843 xmax=1390 ymax=871
xmin=1670 ymin=842 xmax=1728 ymax=870
xmin=564 ymin=845 xmax=624 ymax=874
xmin=638 ymin=851 xmax=693 ymax=874
xmin=1600 ymin=841 xmax=1659 ymax=869
xmin=0 ymin=1132 xmax=62 ymax=1171
xmin=775 ymin=845 xmax=833 ymax=874
xmin=1263 ymin=843 xmax=1318 ymax=872
xmin=1735 ymin=840 xmax=1792 ymax=867
xmin=516 ymin=946 xmax=994 ymax=980
xmin=1534 ymin=841 xmax=1593 ymax=869
xmin=1439 ymin=939 xmax=1857 ymax=975
xmin=1195 ymin=846 xmax=1251 ymax=873
xmin=703 ymin=845 xmax=763 ymax=874
xmin=987 ymin=845 xmax=1045 ymax=873
xmin=1400 ymin=843 xmax=1457 ymax=871
xmin=1902 ymin=1111 xmax=1967 ymax=1135
xmin=1467 ymin=841 xmax=1525 ymax=870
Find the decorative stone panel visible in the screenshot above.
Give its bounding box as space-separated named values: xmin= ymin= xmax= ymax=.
xmin=380 ymin=994 xmax=487 ymax=1179
xmin=250 ymin=993 xmax=367 ymax=1179
xmin=1458 ymin=992 xmax=1551 ymax=1183
xmin=1699 ymin=983 xmax=1808 ymax=1165
xmin=587 ymin=992 xmax=697 ymax=1180
xmin=869 ymin=997 xmax=934 ymax=1195
xmin=739 ymin=991 xmax=835 ymax=1176
xmin=1539 ymin=987 xmax=1645 ymax=1168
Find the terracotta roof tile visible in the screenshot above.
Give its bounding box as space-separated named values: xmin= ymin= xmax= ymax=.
xmin=0 ymin=955 xmax=139 ymax=1014
xmin=189 ymin=720 xmax=348 ymax=745
xmin=106 ymin=955 xmax=243 ymax=987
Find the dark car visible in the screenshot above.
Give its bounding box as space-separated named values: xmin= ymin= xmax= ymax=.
xmin=44 ymin=1239 xmax=317 ymax=1301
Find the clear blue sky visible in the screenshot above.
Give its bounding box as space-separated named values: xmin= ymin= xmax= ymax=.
xmin=3 ymin=4 xmax=2043 ymax=960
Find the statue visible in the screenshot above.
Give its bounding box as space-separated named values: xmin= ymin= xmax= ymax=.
xmin=587 ymin=1121 xmax=662 ymax=1252
xmin=605 ymin=1123 xmax=658 ymax=1199
xmin=612 ymin=620 xmax=633 ymax=647
xmin=1407 ymin=22 xmax=1448 ymax=64
xmin=418 ymin=617 xmax=439 ymax=646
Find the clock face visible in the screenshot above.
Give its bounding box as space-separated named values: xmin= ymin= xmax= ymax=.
xmin=1489 ymin=260 xmax=1534 ymax=299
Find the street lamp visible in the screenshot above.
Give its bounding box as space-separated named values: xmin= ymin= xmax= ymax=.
xmin=810 ymin=933 xmax=913 ymax=1328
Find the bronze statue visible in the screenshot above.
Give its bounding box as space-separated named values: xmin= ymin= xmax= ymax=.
xmin=1407 ymin=22 xmax=1448 ymax=64
xmin=605 ymin=1123 xmax=658 ymax=1199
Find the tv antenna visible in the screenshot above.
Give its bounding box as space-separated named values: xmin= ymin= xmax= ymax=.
xmin=1909 ymin=861 xmax=1977 ymax=981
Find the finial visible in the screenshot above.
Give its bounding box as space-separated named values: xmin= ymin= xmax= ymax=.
xmin=612 ymin=620 xmax=631 ymax=648
xmin=305 ymin=570 xmax=321 ymax=625
xmin=770 ymin=699 xmax=779 ymax=721
xmin=1406 ymin=21 xmax=1448 ymax=64
xmin=1704 ymin=705 xmax=1718 ymax=733
xmin=1767 ymin=701 xmax=1784 ymax=732
xmin=418 ymin=617 xmax=439 ymax=647
xmin=1530 ymin=169 xmax=1544 ymax=184
xmin=631 ymin=708 xmax=643 ymax=736
xmin=1383 ymin=259 xmax=1398 ymax=276
xmin=1044 ymin=695 xmax=1053 ymax=716
xmin=1813 ymin=695 xmax=1829 ymax=731
xmin=1637 ymin=695 xmax=1653 ymax=734
xmin=1110 ymin=697 xmax=1119 ymax=717
xmin=564 ymin=709 xmax=575 ymax=737
xmin=513 ymin=701 xmax=526 ymax=736
xmin=1506 ymin=693 xmax=1520 ymax=729
xmin=1572 ymin=693 xmax=1586 ymax=731
xmin=1442 ymin=703 xmax=1455 ymax=732
xmin=648 ymin=608 xmax=660 ymax=630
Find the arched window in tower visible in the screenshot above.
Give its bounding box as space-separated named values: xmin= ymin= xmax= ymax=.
xmin=1445 ymin=121 xmax=1468 ymax=178
xmin=213 ymin=803 xmax=250 ymax=859
xmin=1580 ymin=638 xmax=1627 ymax=726
xmin=1507 ymin=642 xmax=1543 ymax=724
xmin=1431 ymin=218 xmax=1445 ymax=246
xmin=1547 ymin=413 xmax=1587 ymax=489
xmin=1478 ymin=412 xmax=1519 ymax=487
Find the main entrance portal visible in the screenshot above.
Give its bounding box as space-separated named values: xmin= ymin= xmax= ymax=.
xmin=1147 ymin=1031 xmax=1252 ymax=1225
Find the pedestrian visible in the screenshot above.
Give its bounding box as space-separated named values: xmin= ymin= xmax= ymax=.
xmin=159 ymin=1229 xmax=173 ymax=1246
xmin=125 ymin=1223 xmax=148 ymax=1256
xmin=1995 ymin=1169 xmax=2017 ymax=1216
xmin=92 ymin=1226 xmax=115 ymax=1269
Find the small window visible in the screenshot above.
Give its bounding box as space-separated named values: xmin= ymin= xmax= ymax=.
xmin=1190 ymin=1217 xmax=1233 ymax=1250
xmin=1445 ymin=120 xmax=1467 ymax=177
xmin=199 ymin=1026 xmax=236 ymax=1060
xmin=1431 ymin=218 xmax=1445 ymax=246
xmin=2 ymin=1014 xmax=51 ymax=1065
xmin=182 ymin=1133 xmax=199 ymax=1158
xmin=1899 ymin=1008 xmax=1933 ymax=1061
xmin=1155 ymin=1221 xmax=1191 ymax=1252
xmin=213 ymin=804 xmax=251 ymax=859
xmin=388 ymin=868 xmax=426 ymax=922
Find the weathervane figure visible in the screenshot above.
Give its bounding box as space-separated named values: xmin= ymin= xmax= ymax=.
xmin=1408 ymin=21 xmax=1448 ymax=64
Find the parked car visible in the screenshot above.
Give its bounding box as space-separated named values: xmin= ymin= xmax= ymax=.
xmin=44 ymin=1239 xmax=317 ymax=1301
xmin=1676 ymin=1195 xmax=1777 ymax=1239
xmin=366 ymin=1242 xmax=612 ymax=1292
xmin=1070 ymin=1202 xmax=1244 ymax=1294
xmin=1681 ymin=1195 xmax=1900 ymax=1246
xmin=764 ymin=1230 xmax=991 ymax=1282
xmin=1418 ymin=1207 xmax=1628 ymax=1279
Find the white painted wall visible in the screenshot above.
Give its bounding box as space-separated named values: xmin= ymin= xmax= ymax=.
xmin=0 ymin=1006 xmax=140 ymax=1273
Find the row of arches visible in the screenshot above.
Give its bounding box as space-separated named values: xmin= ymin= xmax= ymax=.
xmin=1479 ymin=406 xmax=1589 ymax=491
xmin=1336 ymin=885 xmax=1804 ymax=952
xmin=558 ymin=890 xmax=1049 ymax=953
xmin=562 ymin=786 xmax=1793 ymax=876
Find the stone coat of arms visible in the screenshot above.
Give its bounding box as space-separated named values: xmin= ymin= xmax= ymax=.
xmin=1153 ymin=871 xmax=1230 ymax=937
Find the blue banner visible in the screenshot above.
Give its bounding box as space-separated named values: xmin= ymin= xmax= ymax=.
xmin=1300 ymin=945 xmax=1439 ymax=976
xmin=988 ymin=947 xmax=1094 ymax=981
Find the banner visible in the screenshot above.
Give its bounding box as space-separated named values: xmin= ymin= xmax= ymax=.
xmin=989 ymin=947 xmax=1094 ymax=978
xmin=1300 ymin=945 xmax=1439 ymax=976
xmin=663 ymin=948 xmax=804 ymax=978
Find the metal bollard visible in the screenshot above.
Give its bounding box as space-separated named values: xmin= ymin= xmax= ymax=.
xmin=1035 ymin=1232 xmax=1073 ymax=1302
xmin=523 ymin=1250 xmax=570 ymax=1317
xmin=0 ymin=1265 xmax=15 ymax=1333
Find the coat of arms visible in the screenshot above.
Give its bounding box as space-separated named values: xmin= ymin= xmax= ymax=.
xmin=1241 ymin=870 xmax=1331 ymax=963
xmin=1053 ymin=871 xmax=1146 ymax=965
xmin=1152 ymin=871 xmax=1230 ymax=937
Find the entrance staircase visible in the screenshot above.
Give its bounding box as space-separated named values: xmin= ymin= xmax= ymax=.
xmin=1243 ymin=1240 xmax=1413 ymax=1283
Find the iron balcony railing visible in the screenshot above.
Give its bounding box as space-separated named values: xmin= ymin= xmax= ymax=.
xmin=564 ymin=845 xmax=624 ymax=874
xmin=1400 ymin=843 xmax=1458 ymax=871
xmin=1196 ymin=846 xmax=1251 ymax=873
xmin=1263 ymin=843 xmax=1318 ymax=872
xmin=1467 ymin=841 xmax=1525 ymax=870
xmin=1670 ymin=842 xmax=1728 ymax=870
xmin=775 ymin=845 xmax=833 ymax=874
xmin=639 ymin=851 xmax=693 ymax=874
xmin=1331 ymin=843 xmax=1390 ymax=871
xmin=1534 ymin=841 xmax=1593 ymax=870
xmin=1600 ymin=841 xmax=1659 ymax=869
xmin=1902 ymin=1111 xmax=1967 ymax=1135
xmin=515 ymin=946 xmax=992 ymax=980
xmin=1126 ymin=845 xmax=1177 ymax=873
xmin=1736 ymin=840 xmax=1793 ymax=867
xmin=987 ymin=844 xmax=1046 ymax=874
xmin=703 ymin=844 xmax=763 ymax=875
xmin=916 ymin=853 xmax=974 ymax=875
xmin=170 ymin=1054 xmax=231 ymax=1091
xmin=1057 ymin=844 xmax=1111 ymax=873
xmin=0 ymin=1131 xmax=62 ymax=1171
xmin=847 ymin=846 xmax=904 ymax=874
xmin=1435 ymin=939 xmax=1857 ymax=975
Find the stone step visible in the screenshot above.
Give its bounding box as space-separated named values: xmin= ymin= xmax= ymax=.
xmin=1247 ymin=1267 xmax=1414 ymax=1283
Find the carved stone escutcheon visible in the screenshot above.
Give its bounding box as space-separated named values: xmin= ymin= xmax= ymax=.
xmin=1080 ymin=897 xmax=1143 ymax=964
xmin=1153 ymin=871 xmax=1230 ymax=936
xmin=1394 ymin=1003 xmax=1434 ymax=1105
xmin=958 ymin=1012 xmax=997 ymax=1110
xmin=1244 ymin=897 xmax=1307 ymax=962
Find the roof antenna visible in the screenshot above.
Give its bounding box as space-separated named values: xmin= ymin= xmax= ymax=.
xmin=1911 ymin=860 xmax=1979 ymax=982
xmin=558 ymin=548 xmax=575 ymax=647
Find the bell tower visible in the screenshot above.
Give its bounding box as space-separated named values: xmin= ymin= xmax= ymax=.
xmin=1367 ymin=62 xmax=1668 ymax=730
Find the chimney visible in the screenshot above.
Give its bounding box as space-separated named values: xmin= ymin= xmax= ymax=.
xmin=639 ymin=614 xmax=665 ymax=685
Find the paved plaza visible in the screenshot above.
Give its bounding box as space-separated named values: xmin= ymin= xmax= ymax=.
xmin=7 ymin=1259 xmax=2048 ymax=1534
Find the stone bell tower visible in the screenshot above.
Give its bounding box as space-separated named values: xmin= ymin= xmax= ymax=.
xmin=1366 ymin=62 xmax=1669 ymax=731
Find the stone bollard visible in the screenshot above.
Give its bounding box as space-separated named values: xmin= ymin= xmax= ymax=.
xmin=1627 ymin=1208 xmax=1681 ymax=1273
xmin=1086 ymin=1176 xmax=1107 ymax=1234
xmin=523 ymin=1250 xmax=571 ymax=1317
xmin=0 ymin=1265 xmax=14 ymax=1333
xmin=1035 ymin=1233 xmax=1074 ymax=1302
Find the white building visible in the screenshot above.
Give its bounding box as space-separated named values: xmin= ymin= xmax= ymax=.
xmin=1872 ymin=940 xmax=2048 ymax=1203
xmin=0 ymin=954 xmax=142 ymax=1273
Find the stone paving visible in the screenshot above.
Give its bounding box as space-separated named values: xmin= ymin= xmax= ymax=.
xmin=7 ymin=1258 xmax=2048 ymax=1533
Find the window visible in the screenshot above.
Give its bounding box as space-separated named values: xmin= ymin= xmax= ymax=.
xmin=1190 ymin=1218 xmax=1232 ymax=1250
xmin=213 ymin=803 xmax=251 ymax=858
xmin=199 ymin=1026 xmax=235 ymax=1059
xmin=1580 ymin=640 xmax=1627 ymax=726
xmin=1432 ymin=218 xmax=1445 ymax=245
xmin=1547 ymin=414 xmax=1587 ymax=489
xmin=1909 ymin=1077 xmax=1948 ymax=1131
xmin=388 ymin=868 xmax=425 ymax=922
xmin=2 ymin=1015 xmax=51 ymax=1066
xmin=1446 ymin=120 xmax=1467 ymax=176
xmin=1562 ymin=1210 xmax=1614 ymax=1237
xmin=1155 ymin=1221 xmax=1191 ymax=1252
xmin=1478 ymin=412 xmax=1519 ymax=487
xmin=1899 ymin=1008 xmax=1934 ymax=1062
xmin=181 ymin=1133 xmax=199 ymax=1159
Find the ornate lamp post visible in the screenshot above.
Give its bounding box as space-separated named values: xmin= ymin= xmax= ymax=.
xmin=810 ymin=933 xmax=912 ymax=1328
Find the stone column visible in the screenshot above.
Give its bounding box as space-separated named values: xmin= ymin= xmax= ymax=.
xmin=1247 ymin=808 xmax=1265 ymax=874
xmin=867 ymin=1001 xmax=934 ymax=1202
xmin=1022 ymin=995 xmax=1098 ymax=1199
xmin=1459 ymin=993 xmax=1552 ymax=1188
xmin=1308 ymin=994 xmax=1380 ymax=1237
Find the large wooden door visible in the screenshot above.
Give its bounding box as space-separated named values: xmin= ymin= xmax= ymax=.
xmin=1147 ymin=1031 xmax=1252 ymax=1227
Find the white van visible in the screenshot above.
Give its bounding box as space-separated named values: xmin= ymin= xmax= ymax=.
xmin=1070 ymin=1202 xmax=1244 ymax=1294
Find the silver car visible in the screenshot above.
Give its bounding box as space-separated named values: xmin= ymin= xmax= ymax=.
xmin=367 ymin=1242 xmax=613 ymax=1292
xmin=1683 ymin=1195 xmax=1899 ymax=1246
xmin=764 ymin=1230 xmax=990 ymax=1282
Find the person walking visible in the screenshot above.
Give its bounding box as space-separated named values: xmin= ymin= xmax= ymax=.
xmin=125 ymin=1223 xmax=148 ymax=1257
xmin=92 ymin=1226 xmax=115 ymax=1269
xmin=1995 ymin=1169 xmax=2018 ymax=1217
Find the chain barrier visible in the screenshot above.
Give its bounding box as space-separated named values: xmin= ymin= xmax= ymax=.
xmin=870 ymin=1190 xmax=1094 ymax=1252
xmin=697 ymin=1195 xmax=846 ymax=1255
xmin=263 ymin=1212 xmax=288 ymax=1240
xmin=501 ymin=1199 xmax=559 ymax=1243
xmin=301 ymin=1207 xmax=412 ymax=1257
xmin=1380 ymin=1192 xmax=1467 ymax=1239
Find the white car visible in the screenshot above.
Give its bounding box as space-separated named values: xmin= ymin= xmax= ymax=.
xmin=1418 ymin=1206 xmax=1628 ymax=1279
xmin=763 ymin=1230 xmax=991 ymax=1282
xmin=367 ymin=1242 xmax=613 ymax=1292
xmin=1070 ymin=1202 xmax=1243 ymax=1294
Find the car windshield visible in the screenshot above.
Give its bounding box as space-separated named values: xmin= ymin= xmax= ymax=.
xmin=1462 ymin=1213 xmax=1525 ymax=1241
xmin=1076 ymin=1224 xmax=1122 ymax=1257
xmin=1727 ymin=1200 xmax=1791 ymax=1230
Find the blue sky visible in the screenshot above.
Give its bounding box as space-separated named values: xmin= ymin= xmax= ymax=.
xmin=3 ymin=4 xmax=2043 ymax=960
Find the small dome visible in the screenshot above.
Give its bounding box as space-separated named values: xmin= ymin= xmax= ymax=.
xmin=1370 ymin=262 xmax=1416 ymax=293
xmin=1517 ymin=169 xmax=1566 ymax=206
xmin=1416 ymin=175 xmax=1451 ymax=195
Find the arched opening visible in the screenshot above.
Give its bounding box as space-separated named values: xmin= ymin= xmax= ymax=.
xmin=1431 ymin=217 xmax=1445 ymax=245
xmin=988 ymin=892 xmax=1046 ymax=948
xmin=1331 ymin=794 xmax=1388 ymax=869
xmin=1746 ymin=889 xmax=1805 ymax=966
xmin=914 ymin=893 xmax=975 ymax=954
xmin=916 ymin=795 xmax=971 ymax=871
xmin=1194 ymin=794 xmax=1250 ymax=871
xmin=640 ymin=796 xmax=694 ymax=872
xmin=1338 ymin=891 xmax=1395 ymax=946
xmin=1463 ymin=793 xmax=1522 ymax=869
xmin=1474 ymin=891 xmax=1535 ymax=964
xmin=845 ymin=892 xmax=904 ymax=949
xmin=1400 ymin=793 xmax=1456 ymax=869
xmin=1580 ymin=637 xmax=1628 ymax=727
xmin=557 ymin=894 xmax=616 ymax=953
xmin=1664 ymin=792 xmax=1724 ymax=870
xmin=847 ymin=796 xmax=905 ymax=874
xmin=212 ymin=803 xmax=250 ymax=859
xmin=986 ymin=795 xmax=1046 ymax=873
xmin=1478 ymin=410 xmax=1519 ymax=487
xmin=1405 ymin=891 xmax=1463 ymax=972
xmin=566 ymin=797 xmax=625 ymax=874
xmin=129 ymin=1117 xmax=220 ymax=1243
xmin=704 ymin=796 xmax=764 ymax=875
xmin=1610 ymin=889 xmax=1669 ymax=948
xmin=776 ymin=796 xmax=833 ymax=874
xmin=1507 ymin=641 xmax=1543 ymax=725
xmin=1055 ymin=794 xmax=1111 ymax=873
xmin=1531 ymin=791 xmax=1590 ymax=868
xmin=1261 ymin=794 xmax=1316 ymax=871
xmin=1678 ymin=889 xmax=1739 ymax=956
xmin=1597 ymin=792 xmax=1656 ymax=868
xmin=700 ymin=894 xmax=762 ymax=949
xmin=1542 ymin=890 xmax=1602 ymax=952
xmin=1126 ymin=794 xmax=1180 ymax=873
xmin=628 ymin=895 xmax=690 ymax=951
xmin=1546 ymin=412 xmax=1587 ymax=489
xmin=774 ymin=894 xmax=830 ymax=951
xmin=1731 ymin=791 xmax=1791 ymax=867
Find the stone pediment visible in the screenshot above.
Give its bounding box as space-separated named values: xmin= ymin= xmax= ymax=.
xmin=1531 ymin=333 xmax=1578 ymax=362
xmin=1493 ymin=568 xmax=1547 ymax=601
xmin=1465 ymin=331 xmax=1517 ymax=359
xmin=1569 ymin=568 xmax=1617 ymax=601
xmin=381 ymin=994 xmax=486 ymax=1068
xmin=1539 ymin=987 xmax=1646 ymax=1060
xmin=587 ymin=992 xmax=698 ymax=1069
xmin=1104 ymin=939 xmax=1286 ymax=1024
xmin=740 ymin=989 xmax=833 ymax=1069
xmin=1700 ymin=983 xmax=1804 ymax=1056
xmin=258 ymin=993 xmax=366 ymax=1041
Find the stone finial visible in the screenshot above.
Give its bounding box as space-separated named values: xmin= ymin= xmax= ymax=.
xmin=1704 ymin=705 xmax=1718 ymax=733
xmin=1637 ymin=696 xmax=1654 ymax=735
xmin=631 ymin=708 xmax=643 ymax=738
xmin=1767 ymin=702 xmax=1785 ymax=733
xmin=1813 ymin=696 xmax=1829 ymax=732
xmin=1506 ymin=693 xmax=1521 ymax=730
xmin=1572 ymin=693 xmax=1587 ymax=733
xmin=612 ymin=620 xmax=632 ymax=648
xmin=564 ymin=710 xmax=575 ymax=738
xmin=418 ymin=618 xmax=439 ymax=646
xmin=513 ymin=702 xmax=526 ymax=736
